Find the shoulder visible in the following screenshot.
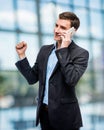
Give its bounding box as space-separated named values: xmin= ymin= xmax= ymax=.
xmin=68 ymin=41 xmax=89 ymax=60
xmin=41 ymin=44 xmax=54 ymax=48
xmin=39 ymin=44 xmax=54 ymax=51
xmin=36 ymin=44 xmax=54 ymax=58
xmin=70 ymin=41 xmax=89 ymax=55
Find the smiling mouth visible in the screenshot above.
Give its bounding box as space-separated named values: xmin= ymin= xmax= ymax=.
xmin=56 ymin=33 xmax=61 ymax=37
xmin=55 ymin=35 xmax=62 ymax=41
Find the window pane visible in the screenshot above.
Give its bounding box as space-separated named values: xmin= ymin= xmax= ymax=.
xmin=74 ymin=8 xmax=89 ymax=37
xmin=89 ymin=0 xmax=101 ymax=9
xmin=0 ymin=32 xmax=16 ymax=70
xmin=92 ymin=40 xmax=104 ymax=92
xmin=90 ymin=11 xmax=103 ymax=39
xmin=56 ymin=0 xmax=72 ymax=4
xmin=17 ymin=0 xmax=37 ymax=32
xmin=92 ymin=40 xmax=104 ymax=70
xmin=73 ymin=0 xmax=86 ymax=6
xmin=0 ymin=0 xmax=15 ymax=29
xmin=41 ymin=0 xmax=71 ymax=3
xmin=40 ymin=3 xmax=56 ymax=33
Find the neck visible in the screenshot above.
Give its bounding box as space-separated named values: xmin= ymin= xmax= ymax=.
xmin=56 ymin=41 xmax=62 ymax=49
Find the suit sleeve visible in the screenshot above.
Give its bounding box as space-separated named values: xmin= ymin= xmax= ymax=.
xmin=15 ymin=57 xmax=39 ymax=85
xmin=55 ymin=47 xmax=89 ymax=87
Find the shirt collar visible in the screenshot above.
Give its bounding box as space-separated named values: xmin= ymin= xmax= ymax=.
xmin=54 ymin=42 xmax=57 ymax=50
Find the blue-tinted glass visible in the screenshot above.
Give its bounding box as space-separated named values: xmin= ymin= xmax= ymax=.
xmin=89 ymin=0 xmax=101 ymax=9
xmin=74 ymin=0 xmax=86 ymax=6
xmin=92 ymin=40 xmax=104 ymax=70
xmin=90 ymin=11 xmax=103 ymax=39
xmin=56 ymin=0 xmax=72 ymax=4
xmin=40 ymin=2 xmax=56 ymax=33
xmin=40 ymin=0 xmax=71 ymax=3
xmin=0 ymin=107 xmax=40 ymax=130
xmin=19 ymin=34 xmax=39 ymax=66
xmin=0 ymin=0 xmax=15 ymax=29
xmin=17 ymin=0 xmax=38 ymax=32
xmin=92 ymin=41 xmax=104 ymax=93
xmin=102 ymin=0 xmax=104 ymax=9
xmin=74 ymin=8 xmax=89 ymax=37
xmin=0 ymin=32 xmax=16 ymax=70
xmin=40 ymin=0 xmax=53 ymax=2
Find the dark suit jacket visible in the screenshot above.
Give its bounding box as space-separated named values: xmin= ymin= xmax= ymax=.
xmin=15 ymin=41 xmax=89 ymax=130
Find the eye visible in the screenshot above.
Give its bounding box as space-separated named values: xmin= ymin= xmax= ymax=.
xmin=55 ymin=23 xmax=58 ymax=27
xmin=61 ymin=26 xmax=66 ymax=30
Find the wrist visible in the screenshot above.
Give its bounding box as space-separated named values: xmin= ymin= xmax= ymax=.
xmin=19 ymin=54 xmax=26 ymax=59
xmin=61 ymin=40 xmax=71 ymax=48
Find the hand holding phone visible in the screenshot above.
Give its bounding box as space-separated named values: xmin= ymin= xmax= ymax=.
xmin=67 ymin=27 xmax=76 ymax=37
xmin=60 ymin=27 xmax=76 ymax=48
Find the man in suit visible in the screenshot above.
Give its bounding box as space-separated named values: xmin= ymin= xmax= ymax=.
xmin=15 ymin=12 xmax=89 ymax=130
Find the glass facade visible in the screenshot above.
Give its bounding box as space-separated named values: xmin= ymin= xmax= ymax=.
xmin=0 ymin=0 xmax=104 ymax=130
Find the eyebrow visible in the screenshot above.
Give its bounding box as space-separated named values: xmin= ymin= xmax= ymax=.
xmin=60 ymin=25 xmax=66 ymax=30
xmin=55 ymin=23 xmax=67 ymax=30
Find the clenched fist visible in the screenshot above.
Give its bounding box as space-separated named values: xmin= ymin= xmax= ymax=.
xmin=15 ymin=41 xmax=27 ymax=59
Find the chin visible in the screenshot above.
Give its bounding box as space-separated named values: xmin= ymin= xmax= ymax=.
xmin=54 ymin=39 xmax=61 ymax=43
xmin=54 ymin=37 xmax=61 ymax=41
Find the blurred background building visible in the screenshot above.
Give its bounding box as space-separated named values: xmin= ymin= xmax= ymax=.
xmin=0 ymin=0 xmax=104 ymax=130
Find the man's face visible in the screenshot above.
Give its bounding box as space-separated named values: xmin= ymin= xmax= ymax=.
xmin=54 ymin=19 xmax=71 ymax=42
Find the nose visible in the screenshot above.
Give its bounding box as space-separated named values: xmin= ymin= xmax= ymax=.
xmin=55 ymin=27 xmax=61 ymax=33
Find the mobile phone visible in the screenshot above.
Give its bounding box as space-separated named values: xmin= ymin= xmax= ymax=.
xmin=67 ymin=27 xmax=75 ymax=37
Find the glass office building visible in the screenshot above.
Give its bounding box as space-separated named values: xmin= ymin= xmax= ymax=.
xmin=0 ymin=0 xmax=104 ymax=130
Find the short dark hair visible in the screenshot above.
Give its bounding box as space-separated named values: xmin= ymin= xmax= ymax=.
xmin=59 ymin=12 xmax=80 ymax=30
